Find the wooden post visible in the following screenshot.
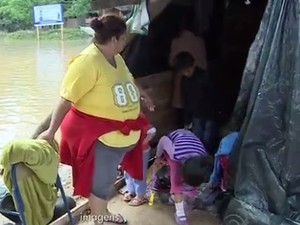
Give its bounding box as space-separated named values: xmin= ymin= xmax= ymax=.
xmin=36 ymin=26 xmax=40 ymax=41
xmin=61 ymin=24 xmax=64 ymax=40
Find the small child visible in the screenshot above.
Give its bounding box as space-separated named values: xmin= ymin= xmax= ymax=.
xmin=153 ymin=129 xmax=212 ymax=225
xmin=123 ymin=122 xmax=156 ymax=206
xmin=171 ymin=51 xmax=218 ymax=152
xmin=208 ymin=130 xmax=239 ymax=190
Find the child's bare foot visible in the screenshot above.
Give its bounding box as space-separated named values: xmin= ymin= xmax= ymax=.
xmin=128 ymin=196 xmax=148 ymax=206
xmin=123 ymin=192 xmax=135 ymax=202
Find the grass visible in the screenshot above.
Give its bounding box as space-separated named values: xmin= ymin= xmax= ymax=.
xmin=3 ymin=28 xmax=91 ymax=40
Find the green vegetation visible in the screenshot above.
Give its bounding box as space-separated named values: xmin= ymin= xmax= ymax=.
xmin=65 ymin=0 xmax=93 ymax=18
xmin=0 ymin=0 xmax=93 ymax=32
xmin=3 ymin=28 xmax=91 ymax=40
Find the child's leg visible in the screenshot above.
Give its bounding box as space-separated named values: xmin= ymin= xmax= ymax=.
xmin=166 ymin=155 xmax=188 ymax=225
xmin=123 ymin=171 xmax=136 ymax=201
xmin=165 ymin=154 xmax=183 ymax=195
xmin=135 ymin=150 xmax=150 ymax=196
xmin=129 ymin=150 xmax=150 ymax=206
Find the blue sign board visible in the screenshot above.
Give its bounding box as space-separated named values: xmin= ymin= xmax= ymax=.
xmin=33 ymin=4 xmax=64 ymax=26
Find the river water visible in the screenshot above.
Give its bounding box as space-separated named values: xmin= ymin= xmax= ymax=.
xmin=0 ymin=39 xmax=91 ymax=150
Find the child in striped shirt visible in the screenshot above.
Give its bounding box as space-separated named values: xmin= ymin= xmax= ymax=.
xmin=123 ymin=123 xmax=157 ymax=206
xmin=153 ymin=129 xmax=212 ymax=225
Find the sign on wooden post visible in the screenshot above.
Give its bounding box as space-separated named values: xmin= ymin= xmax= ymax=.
xmin=33 ymin=4 xmax=64 ymax=41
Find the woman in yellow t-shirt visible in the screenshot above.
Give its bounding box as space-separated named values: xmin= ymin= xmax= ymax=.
xmin=38 ymin=16 xmax=154 ymax=224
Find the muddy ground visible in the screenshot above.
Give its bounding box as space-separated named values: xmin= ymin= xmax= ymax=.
xmin=78 ymin=194 xmax=220 ymax=225
xmin=1 ymin=165 xmax=220 ymax=225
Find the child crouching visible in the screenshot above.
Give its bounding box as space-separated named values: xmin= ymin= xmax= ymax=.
xmin=123 ymin=125 xmax=157 ymax=206
xmin=153 ymin=129 xmax=212 ymax=225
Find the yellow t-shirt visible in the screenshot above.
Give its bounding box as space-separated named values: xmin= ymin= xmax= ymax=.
xmin=60 ymin=44 xmax=141 ymax=147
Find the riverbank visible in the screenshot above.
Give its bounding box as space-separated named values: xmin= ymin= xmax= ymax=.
xmin=0 ymin=28 xmax=91 ymax=41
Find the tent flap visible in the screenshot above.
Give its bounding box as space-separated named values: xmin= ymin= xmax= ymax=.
xmin=226 ymin=0 xmax=300 ymax=224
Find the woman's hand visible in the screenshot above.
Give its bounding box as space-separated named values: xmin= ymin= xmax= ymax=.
xmin=37 ymin=129 xmax=55 ymax=142
xmin=36 ymin=97 xmax=71 ymax=142
xmin=135 ymin=81 xmax=155 ymax=111
xmin=141 ymin=96 xmax=155 ymax=112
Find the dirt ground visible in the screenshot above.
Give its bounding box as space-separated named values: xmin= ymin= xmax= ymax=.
xmin=0 ymin=164 xmax=220 ymax=225
xmin=1 ymin=194 xmax=220 ymax=225
xmin=78 ymin=194 xmax=220 ymax=225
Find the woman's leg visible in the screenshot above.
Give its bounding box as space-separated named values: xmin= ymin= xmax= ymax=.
xmin=90 ymin=141 xmax=134 ymax=224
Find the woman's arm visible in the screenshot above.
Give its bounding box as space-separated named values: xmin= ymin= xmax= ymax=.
xmin=37 ymin=98 xmax=71 ymax=140
xmin=48 ymin=98 xmax=71 ymax=134
xmin=31 ymin=112 xmax=52 ymax=139
xmin=38 ymin=54 xmax=97 ymax=141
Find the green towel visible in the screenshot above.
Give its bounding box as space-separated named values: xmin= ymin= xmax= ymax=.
xmin=126 ymin=0 xmax=150 ymax=35
xmin=0 ymin=139 xmax=60 ymax=225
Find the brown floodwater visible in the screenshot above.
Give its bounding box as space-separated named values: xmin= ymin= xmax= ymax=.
xmin=0 ymin=39 xmax=90 ymax=150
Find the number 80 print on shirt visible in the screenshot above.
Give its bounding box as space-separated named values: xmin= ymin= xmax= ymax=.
xmin=112 ymin=82 xmax=140 ymax=107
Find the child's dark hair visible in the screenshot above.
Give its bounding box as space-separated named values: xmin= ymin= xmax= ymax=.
xmin=172 ymin=51 xmax=195 ymax=73
xmin=182 ymin=156 xmax=212 ymax=187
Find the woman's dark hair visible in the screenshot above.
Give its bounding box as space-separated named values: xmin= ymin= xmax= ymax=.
xmin=172 ymin=51 xmax=195 ymax=73
xmin=182 ymin=156 xmax=213 ymax=187
xmin=90 ymin=16 xmax=127 ymax=45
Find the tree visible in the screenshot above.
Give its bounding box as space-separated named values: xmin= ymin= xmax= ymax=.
xmin=64 ymin=0 xmax=93 ymax=18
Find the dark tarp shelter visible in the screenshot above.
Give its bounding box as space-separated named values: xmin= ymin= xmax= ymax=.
xmin=225 ymin=0 xmax=300 ymax=224
xmin=122 ymin=2 xmax=197 ymax=76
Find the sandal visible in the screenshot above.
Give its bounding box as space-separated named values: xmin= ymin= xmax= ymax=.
xmin=128 ymin=197 xmax=148 ymax=206
xmin=107 ymin=213 xmax=127 ymax=224
xmin=123 ymin=192 xmax=135 ymax=202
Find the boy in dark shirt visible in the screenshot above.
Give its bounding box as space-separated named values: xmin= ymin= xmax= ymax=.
xmin=171 ymin=51 xmax=218 ymax=152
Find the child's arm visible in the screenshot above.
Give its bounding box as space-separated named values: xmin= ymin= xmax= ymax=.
xmin=156 ymin=136 xmax=174 ymax=158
